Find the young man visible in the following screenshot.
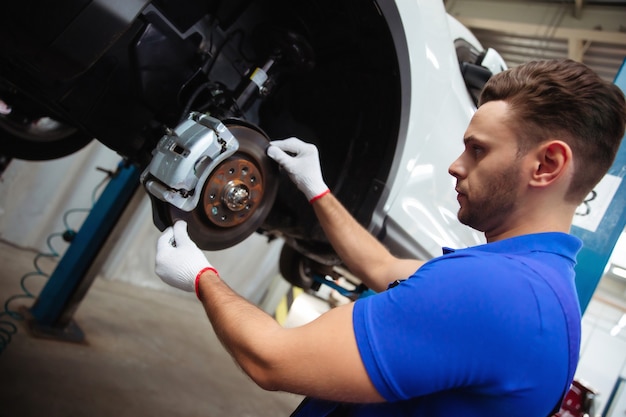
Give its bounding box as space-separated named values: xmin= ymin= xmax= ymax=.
xmin=155 ymin=59 xmax=626 ymax=416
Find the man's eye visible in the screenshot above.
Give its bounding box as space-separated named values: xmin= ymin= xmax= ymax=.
xmin=471 ymin=145 xmax=484 ymax=156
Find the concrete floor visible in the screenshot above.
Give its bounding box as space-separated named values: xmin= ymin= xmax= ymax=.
xmin=0 ymin=241 xmax=303 ymax=417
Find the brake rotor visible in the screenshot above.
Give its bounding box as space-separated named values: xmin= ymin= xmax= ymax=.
xmin=167 ymin=121 xmax=278 ymax=250
xmin=202 ymin=156 xmax=264 ymax=228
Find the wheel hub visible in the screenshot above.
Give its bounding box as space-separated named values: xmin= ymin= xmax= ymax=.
xmin=203 ymin=157 xmax=264 ymax=227
xmin=224 ymin=182 xmax=250 ymax=211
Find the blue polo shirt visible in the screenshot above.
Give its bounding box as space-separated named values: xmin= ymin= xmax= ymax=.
xmin=293 ymin=232 xmax=582 ymax=417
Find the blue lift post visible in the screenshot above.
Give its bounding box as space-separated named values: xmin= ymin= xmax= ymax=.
xmin=26 ymin=160 xmax=141 ymax=342
xmin=571 ymin=58 xmax=626 ymax=313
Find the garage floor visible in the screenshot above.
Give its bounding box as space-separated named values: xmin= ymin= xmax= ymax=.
xmin=0 ymin=241 xmax=304 ymax=417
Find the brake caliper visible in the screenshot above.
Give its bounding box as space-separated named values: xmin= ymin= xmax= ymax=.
xmin=141 ymin=112 xmax=239 ymax=212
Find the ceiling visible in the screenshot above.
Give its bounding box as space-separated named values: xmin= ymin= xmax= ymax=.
xmin=445 ymin=0 xmax=626 ymax=81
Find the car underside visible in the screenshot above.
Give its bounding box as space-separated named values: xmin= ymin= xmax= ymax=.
xmin=0 ymin=0 xmax=497 ymax=288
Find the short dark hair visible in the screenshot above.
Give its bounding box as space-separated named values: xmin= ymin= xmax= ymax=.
xmin=479 ymin=59 xmax=626 ymax=203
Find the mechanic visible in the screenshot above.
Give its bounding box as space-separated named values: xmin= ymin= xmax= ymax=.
xmin=154 ymin=59 xmax=626 ymax=416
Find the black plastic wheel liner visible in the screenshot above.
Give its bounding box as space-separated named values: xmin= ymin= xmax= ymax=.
xmin=257 ymin=0 xmax=402 ymax=252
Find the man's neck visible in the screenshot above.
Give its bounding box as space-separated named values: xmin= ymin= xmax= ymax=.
xmin=483 ymin=206 xmax=576 ymax=243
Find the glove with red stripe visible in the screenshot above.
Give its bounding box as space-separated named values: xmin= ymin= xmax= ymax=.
xmin=267 ymin=137 xmax=330 ymax=203
xmin=155 ymin=220 xmax=218 ymax=298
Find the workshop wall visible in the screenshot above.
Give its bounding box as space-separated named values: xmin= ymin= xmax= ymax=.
xmin=579 ymin=296 xmax=626 ymax=412
xmin=0 ymin=141 xmax=120 ymax=252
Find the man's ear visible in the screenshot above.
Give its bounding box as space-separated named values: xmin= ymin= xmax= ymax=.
xmin=529 ymin=140 xmax=572 ymax=187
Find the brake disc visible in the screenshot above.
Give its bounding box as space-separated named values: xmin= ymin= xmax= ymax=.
xmin=166 ymin=122 xmax=278 ymax=250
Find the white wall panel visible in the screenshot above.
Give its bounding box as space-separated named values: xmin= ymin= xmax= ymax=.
xmin=0 ymin=142 xmax=121 ymax=253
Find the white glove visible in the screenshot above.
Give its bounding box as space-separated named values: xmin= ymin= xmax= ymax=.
xmin=155 ymin=220 xmax=217 ymax=296
xmin=267 ymin=137 xmax=330 ymax=202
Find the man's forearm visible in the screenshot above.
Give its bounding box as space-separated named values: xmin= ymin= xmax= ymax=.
xmin=196 ymin=269 xmax=286 ymax=389
xmin=195 ymin=269 xmax=383 ymax=403
xmin=311 ymin=193 xmax=422 ymax=292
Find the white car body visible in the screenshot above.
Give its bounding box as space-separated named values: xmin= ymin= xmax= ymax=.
xmin=370 ymin=2 xmax=499 ymax=259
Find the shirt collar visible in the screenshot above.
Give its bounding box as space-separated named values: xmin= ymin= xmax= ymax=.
xmin=442 ymin=232 xmax=582 ymax=263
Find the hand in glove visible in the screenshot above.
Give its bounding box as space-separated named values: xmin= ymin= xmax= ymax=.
xmin=155 ymin=220 xmax=218 ymax=297
xmin=267 ymin=137 xmax=330 ymax=203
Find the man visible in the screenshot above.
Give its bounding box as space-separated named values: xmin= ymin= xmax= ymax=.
xmin=154 ymin=59 xmax=626 ymax=416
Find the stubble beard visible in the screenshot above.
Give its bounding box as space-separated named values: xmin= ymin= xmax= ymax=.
xmin=457 ymin=163 xmax=521 ymax=232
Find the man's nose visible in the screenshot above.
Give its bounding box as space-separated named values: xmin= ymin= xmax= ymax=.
xmin=448 ymin=156 xmax=465 ymax=178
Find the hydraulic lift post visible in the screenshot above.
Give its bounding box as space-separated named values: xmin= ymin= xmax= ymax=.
xmin=26 ymin=160 xmax=141 ymax=342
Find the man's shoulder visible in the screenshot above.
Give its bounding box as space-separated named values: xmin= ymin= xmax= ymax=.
xmin=415 ymin=234 xmax=577 ymax=290
xmin=437 ymin=232 xmax=581 ymax=261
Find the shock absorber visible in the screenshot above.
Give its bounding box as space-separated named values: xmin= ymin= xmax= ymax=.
xmin=233 ymin=56 xmax=277 ymax=113
xmin=231 ymin=29 xmax=315 ymax=115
